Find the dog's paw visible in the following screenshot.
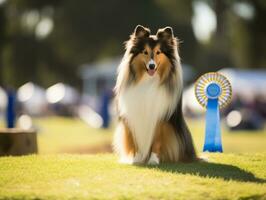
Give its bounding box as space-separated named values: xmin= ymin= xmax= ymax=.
xmin=148 ymin=153 xmax=159 ymax=165
xmin=119 ymin=156 xmax=133 ymax=164
xmin=132 ymin=153 xmax=144 ymax=164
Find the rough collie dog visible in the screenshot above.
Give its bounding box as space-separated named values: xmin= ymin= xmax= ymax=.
xmin=113 ymin=25 xmax=196 ymax=164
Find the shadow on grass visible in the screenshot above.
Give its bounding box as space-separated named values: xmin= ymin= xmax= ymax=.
xmin=143 ymin=162 xmax=266 ymax=183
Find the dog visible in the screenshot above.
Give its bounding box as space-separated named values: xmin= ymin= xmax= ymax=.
xmin=113 ymin=25 xmax=197 ymax=164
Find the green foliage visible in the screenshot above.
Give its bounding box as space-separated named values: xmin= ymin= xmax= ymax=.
xmin=0 ymin=0 xmax=266 ymax=87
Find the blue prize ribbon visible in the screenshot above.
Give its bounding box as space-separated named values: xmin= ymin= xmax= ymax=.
xmin=203 ymin=98 xmax=223 ymax=152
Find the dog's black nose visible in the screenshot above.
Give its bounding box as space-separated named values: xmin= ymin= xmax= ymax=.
xmin=149 ymin=64 xmax=155 ymax=70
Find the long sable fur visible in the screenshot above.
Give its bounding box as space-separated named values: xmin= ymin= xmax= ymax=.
xmin=168 ymin=95 xmax=197 ymax=162
xmin=115 ymin=25 xmax=197 ymax=162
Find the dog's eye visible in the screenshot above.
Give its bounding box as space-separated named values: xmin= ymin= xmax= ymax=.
xmin=156 ymin=51 xmax=161 ymax=55
xmin=143 ymin=51 xmax=148 ymax=55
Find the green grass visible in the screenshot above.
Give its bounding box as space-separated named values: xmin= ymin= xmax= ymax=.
xmin=0 ymin=117 xmax=266 ymax=199
xmin=34 ymin=117 xmax=112 ymax=154
xmin=34 ymin=117 xmax=266 ymax=154
xmin=1 ymin=117 xmax=266 ymax=154
xmin=0 ymin=117 xmax=112 ymax=154
xmin=0 ymin=153 xmax=265 ymax=200
xmin=189 ymin=119 xmax=266 ymax=153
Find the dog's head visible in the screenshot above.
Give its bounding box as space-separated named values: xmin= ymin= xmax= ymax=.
xmin=126 ymin=25 xmax=180 ymax=82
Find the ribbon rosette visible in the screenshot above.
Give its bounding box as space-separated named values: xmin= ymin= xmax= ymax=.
xmin=195 ymin=72 xmax=232 ymax=152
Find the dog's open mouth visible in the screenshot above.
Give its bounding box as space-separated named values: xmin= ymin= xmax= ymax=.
xmin=147 ymin=69 xmax=156 ymax=76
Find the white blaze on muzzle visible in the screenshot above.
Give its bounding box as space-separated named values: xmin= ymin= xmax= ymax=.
xmin=146 ymin=59 xmax=157 ymax=76
xmin=147 ymin=59 xmax=156 ymax=70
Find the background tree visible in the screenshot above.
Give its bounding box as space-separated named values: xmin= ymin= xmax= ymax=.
xmin=0 ymin=0 xmax=265 ymax=88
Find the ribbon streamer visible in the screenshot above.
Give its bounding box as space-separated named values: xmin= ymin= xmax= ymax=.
xmin=204 ymin=98 xmax=222 ymax=152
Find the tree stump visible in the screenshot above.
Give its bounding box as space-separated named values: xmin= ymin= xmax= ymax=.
xmin=0 ymin=129 xmax=38 ymax=156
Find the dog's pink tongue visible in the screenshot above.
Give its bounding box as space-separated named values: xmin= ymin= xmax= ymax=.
xmin=147 ymin=69 xmax=156 ymax=76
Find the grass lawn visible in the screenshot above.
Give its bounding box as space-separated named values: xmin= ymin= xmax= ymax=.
xmin=0 ymin=153 xmax=265 ymax=200
xmin=34 ymin=117 xmax=112 ymax=154
xmin=29 ymin=117 xmax=266 ymax=154
xmin=0 ymin=117 xmax=265 ymax=199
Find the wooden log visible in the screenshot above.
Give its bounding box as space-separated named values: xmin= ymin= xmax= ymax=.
xmin=0 ymin=129 xmax=38 ymax=156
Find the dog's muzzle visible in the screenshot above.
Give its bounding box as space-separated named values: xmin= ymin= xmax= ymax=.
xmin=147 ymin=59 xmax=156 ymax=76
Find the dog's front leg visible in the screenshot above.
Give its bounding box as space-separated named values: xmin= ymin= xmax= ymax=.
xmin=148 ymin=125 xmax=161 ymax=165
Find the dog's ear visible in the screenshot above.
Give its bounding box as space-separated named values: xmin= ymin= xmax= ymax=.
xmin=133 ymin=25 xmax=150 ymax=38
xmin=156 ymin=26 xmax=174 ymax=40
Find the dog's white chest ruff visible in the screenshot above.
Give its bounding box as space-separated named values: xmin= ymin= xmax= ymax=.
xmin=118 ymin=75 xmax=177 ymax=162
